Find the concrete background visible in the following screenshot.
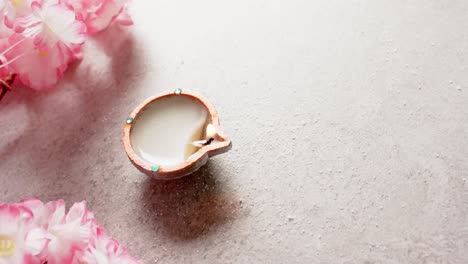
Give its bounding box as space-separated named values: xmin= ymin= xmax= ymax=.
xmin=1 ymin=0 xmax=468 ymax=263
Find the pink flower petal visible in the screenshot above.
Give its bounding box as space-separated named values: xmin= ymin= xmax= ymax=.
xmin=115 ymin=8 xmax=133 ymax=26
xmin=84 ymin=0 xmax=132 ymax=34
xmin=24 ymin=228 xmax=49 ymax=256
xmin=66 ymin=201 xmax=87 ymax=223
xmin=46 ymin=200 xmax=66 ymax=227
xmin=81 ymin=231 xmax=140 ymax=264
xmin=45 ymin=201 xmax=95 ymax=263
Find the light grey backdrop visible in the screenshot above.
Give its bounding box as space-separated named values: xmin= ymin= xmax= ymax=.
xmin=1 ymin=0 xmax=467 ymax=263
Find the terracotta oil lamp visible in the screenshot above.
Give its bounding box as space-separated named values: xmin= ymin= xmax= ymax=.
xmin=122 ymin=89 xmax=232 ymax=180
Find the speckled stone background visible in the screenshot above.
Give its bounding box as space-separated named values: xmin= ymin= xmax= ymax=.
xmin=1 ymin=0 xmax=468 ymax=263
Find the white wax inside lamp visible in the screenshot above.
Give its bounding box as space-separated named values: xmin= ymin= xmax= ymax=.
xmin=130 ymin=96 xmax=210 ymax=167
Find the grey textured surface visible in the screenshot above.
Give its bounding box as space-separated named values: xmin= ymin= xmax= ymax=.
xmin=1 ymin=0 xmax=468 ymax=263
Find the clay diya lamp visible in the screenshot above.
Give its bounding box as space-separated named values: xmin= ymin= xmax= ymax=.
xmin=122 ymin=89 xmax=232 ymax=180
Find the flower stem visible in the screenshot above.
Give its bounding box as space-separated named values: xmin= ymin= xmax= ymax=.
xmin=0 ymin=74 xmax=16 ymax=102
xmin=0 ymin=87 xmax=7 ymax=101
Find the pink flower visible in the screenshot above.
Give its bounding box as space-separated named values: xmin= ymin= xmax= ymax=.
xmin=0 ymin=0 xmax=133 ymax=93
xmin=0 ymin=0 xmax=87 ymax=90
xmin=64 ymin=0 xmax=133 ymax=34
xmin=19 ymin=0 xmax=87 ymax=51
xmin=81 ymin=228 xmax=139 ymax=264
xmin=0 ymin=203 xmax=48 ymax=264
xmin=0 ymin=198 xmax=139 ymax=264
xmin=3 ymin=34 xmax=70 ymax=90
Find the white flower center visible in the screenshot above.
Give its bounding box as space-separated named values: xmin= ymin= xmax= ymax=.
xmin=0 ymin=235 xmax=15 ymax=257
